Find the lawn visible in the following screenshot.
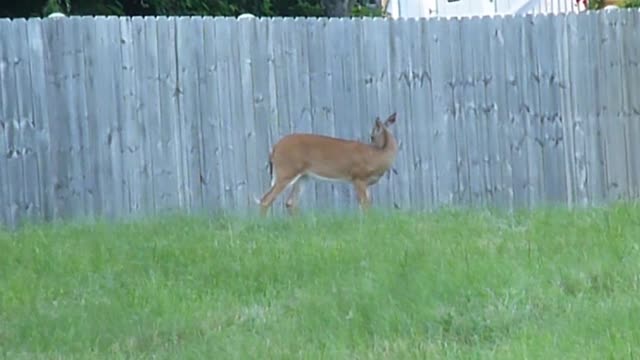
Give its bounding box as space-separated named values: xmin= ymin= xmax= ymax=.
xmin=1 ymin=204 xmax=640 ymax=359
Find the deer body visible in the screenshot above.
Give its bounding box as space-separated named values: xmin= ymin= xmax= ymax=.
xmin=258 ymin=112 xmax=398 ymax=216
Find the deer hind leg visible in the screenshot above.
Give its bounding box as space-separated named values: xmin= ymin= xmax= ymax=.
xmin=285 ymin=176 xmax=306 ymax=216
xmin=352 ymin=180 xmax=371 ymax=212
xmin=259 ymin=174 xmax=301 ymax=217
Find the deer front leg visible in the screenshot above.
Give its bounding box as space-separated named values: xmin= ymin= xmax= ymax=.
xmin=259 ymin=179 xmax=289 ymax=217
xmin=352 ymin=180 xmax=371 ymax=211
xmin=285 ymin=177 xmax=305 ymax=216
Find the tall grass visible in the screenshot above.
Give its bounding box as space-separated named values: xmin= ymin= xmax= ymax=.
xmin=1 ymin=204 xmax=640 ymax=359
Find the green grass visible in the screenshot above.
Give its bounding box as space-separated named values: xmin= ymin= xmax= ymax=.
xmin=2 ymin=204 xmax=640 ymax=359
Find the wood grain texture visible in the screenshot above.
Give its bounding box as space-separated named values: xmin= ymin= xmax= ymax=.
xmin=1 ymin=11 xmax=639 ymax=227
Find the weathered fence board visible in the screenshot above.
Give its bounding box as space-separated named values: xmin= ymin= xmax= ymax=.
xmin=306 ymin=18 xmax=333 ymax=209
xmin=0 ymin=19 xmax=17 ymax=225
xmin=10 ymin=20 xmax=38 ymax=222
xmin=599 ymin=12 xmax=627 ymax=203
xmin=394 ymin=19 xmax=417 ymax=210
xmin=1 ymin=10 xmax=640 ymax=227
xmin=25 ymin=19 xmax=52 ymax=220
xmin=557 ymin=12 xmax=578 ymax=207
xmin=200 ymin=17 xmax=223 ymax=212
xmin=408 ymin=18 xmax=432 ymax=210
xmin=428 ymin=18 xmax=455 ymax=207
xmin=623 ymin=10 xmax=640 ymax=198
xmin=460 ymin=16 xmax=484 ymax=207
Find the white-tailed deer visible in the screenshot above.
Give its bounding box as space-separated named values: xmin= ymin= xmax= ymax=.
xmin=257 ymin=112 xmax=398 ymax=216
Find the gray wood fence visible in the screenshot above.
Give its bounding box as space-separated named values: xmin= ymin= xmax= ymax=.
xmin=1 ymin=10 xmax=639 ymax=227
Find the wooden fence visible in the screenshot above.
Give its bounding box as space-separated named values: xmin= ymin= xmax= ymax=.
xmin=1 ymin=10 xmax=639 ymax=227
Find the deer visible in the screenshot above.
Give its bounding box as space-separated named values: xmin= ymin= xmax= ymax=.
xmin=256 ymin=112 xmax=398 ymax=217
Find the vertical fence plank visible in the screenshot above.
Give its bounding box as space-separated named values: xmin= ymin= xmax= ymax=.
xmin=471 ymin=16 xmax=492 ymax=208
xmin=558 ymin=12 xmax=579 ymax=207
xmin=402 ymin=18 xmax=421 ymax=209
xmin=259 ymin=18 xmax=282 ymax=214
xmin=63 ymin=16 xmax=88 ymax=219
xmin=480 ymin=15 xmax=500 ymax=209
xmin=306 ymin=17 xmax=334 ymax=209
xmin=457 ymin=16 xmax=475 ymax=206
xmin=520 ymin=15 xmax=543 ymax=209
xmin=342 ymin=18 xmax=360 ymax=210
xmin=288 ymin=18 xmax=316 ymax=210
xmin=509 ymin=14 xmax=530 ymax=209
xmin=612 ymin=10 xmax=634 ymax=201
xmin=388 ymin=18 xmax=414 ymax=210
xmin=153 ymin=17 xmax=181 ymax=212
xmin=211 ymin=17 xmax=233 ymax=211
xmin=401 ymin=18 xmax=424 ymax=210
xmin=447 ymin=17 xmax=470 ymax=206
xmin=369 ymin=17 xmax=389 ymax=208
xmin=581 ymin=11 xmax=606 ymax=204
xmin=213 ymin=18 xmax=244 ymax=212
xmin=460 ymin=16 xmax=487 ymax=208
xmin=326 ymin=18 xmax=350 ymax=209
xmin=337 ymin=18 xmax=360 ymax=210
xmin=40 ymin=18 xmax=80 ymax=220
xmin=0 ymin=20 xmax=6 ymax=226
xmin=369 ymin=17 xmax=394 ymax=208
xmin=272 ymin=17 xmax=292 ymax=142
xmin=67 ymin=17 xmax=94 ymax=219
xmin=299 ymin=18 xmax=320 ymax=210
xmin=502 ymin=15 xmax=528 ymax=209
xmin=201 ymin=17 xmax=224 ymax=212
xmin=1 ymin=20 xmax=29 ymax=225
xmin=90 ymin=15 xmax=107 ymax=219
xmin=350 ymin=17 xmax=368 ymax=208
xmin=0 ymin=19 xmax=20 ymax=226
xmin=409 ymin=18 xmax=433 ymax=210
xmin=548 ymin=16 xmax=576 ymax=206
xmin=288 ymin=18 xmax=314 ymax=135
xmin=621 ymin=9 xmax=640 ymax=197
xmin=486 ymin=15 xmax=514 ymax=210
xmin=428 ymin=17 xmax=456 ymax=207
xmin=550 ymin=14 xmax=570 ymax=205
xmin=80 ymin=17 xmax=104 ymax=218
xmin=598 ymin=10 xmax=628 ymax=202
xmin=237 ymin=17 xmax=260 ymax=213
xmin=535 ymin=14 xmax=568 ymax=205
xmin=572 ymin=11 xmax=593 ymax=204
xmin=175 ymin=17 xmax=205 ymax=212
xmin=138 ymin=17 xmax=162 ymax=214
xmin=473 ymin=16 xmax=495 ymax=208
xmin=90 ymin=17 xmax=126 ymax=219
xmin=247 ymin=18 xmax=274 ymax=210
xmin=130 ymin=16 xmax=156 ymax=215
xmin=564 ymin=12 xmax=587 ymax=206
xmin=227 ymin=18 xmax=250 ymax=212
xmin=10 ymin=19 xmax=41 ymax=224
xmin=26 ymin=18 xmax=54 ymax=222
xmin=120 ymin=17 xmax=145 ymax=215
xmin=360 ymin=21 xmax=384 ymax=206
xmin=265 ymin=18 xmax=282 ymax=200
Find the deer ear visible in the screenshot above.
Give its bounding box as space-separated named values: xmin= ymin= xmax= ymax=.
xmin=385 ymin=112 xmax=397 ymax=125
xmin=375 ymin=117 xmax=382 ymax=127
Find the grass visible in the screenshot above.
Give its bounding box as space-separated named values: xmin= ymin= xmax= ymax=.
xmin=1 ymin=203 xmax=640 ymax=359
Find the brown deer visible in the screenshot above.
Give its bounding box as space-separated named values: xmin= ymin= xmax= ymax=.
xmin=256 ymin=112 xmax=398 ymax=216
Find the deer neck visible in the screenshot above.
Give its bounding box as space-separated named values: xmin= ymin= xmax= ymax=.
xmin=379 ymin=128 xmax=398 ymax=155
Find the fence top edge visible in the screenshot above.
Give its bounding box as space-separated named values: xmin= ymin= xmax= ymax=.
xmin=0 ymin=7 xmax=636 ymax=24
